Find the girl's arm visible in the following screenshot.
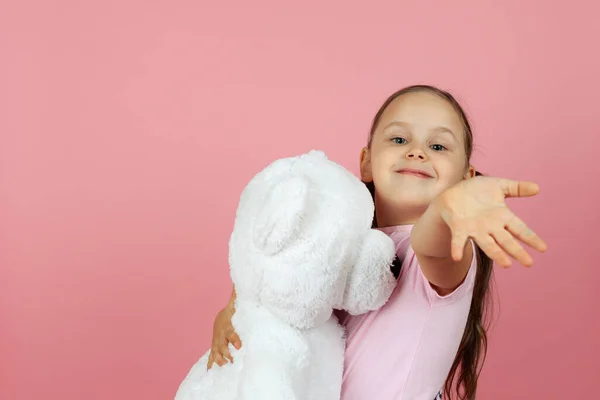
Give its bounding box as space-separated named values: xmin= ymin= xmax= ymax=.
xmin=228 ymin=286 xmax=237 ymax=310
xmin=410 ymin=198 xmax=473 ymax=295
xmin=411 ymin=176 xmax=547 ymax=295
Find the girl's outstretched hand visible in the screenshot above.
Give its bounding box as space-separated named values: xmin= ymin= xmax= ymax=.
xmin=437 ymin=176 xmax=547 ymax=267
xmin=206 ymin=304 xmax=242 ymax=370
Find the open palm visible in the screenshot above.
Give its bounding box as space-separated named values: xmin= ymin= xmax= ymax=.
xmin=438 ymin=176 xmax=547 ymax=267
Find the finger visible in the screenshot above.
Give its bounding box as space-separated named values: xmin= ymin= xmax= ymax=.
xmin=450 ymin=228 xmax=470 ymax=262
xmin=498 ymin=179 xmax=540 ymax=198
xmin=228 ymin=332 xmax=242 ymax=350
xmin=207 ymin=352 xmax=214 ymax=370
xmin=220 ymin=344 xmax=233 ymax=364
xmin=491 ymin=229 xmax=533 ymax=267
xmin=475 ymin=233 xmax=512 ymax=268
xmin=505 ymin=217 xmax=548 ymax=253
xmin=213 ymin=352 xmax=227 ymax=367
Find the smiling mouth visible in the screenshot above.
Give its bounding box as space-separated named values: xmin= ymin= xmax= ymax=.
xmin=397 ymin=169 xmax=433 ymax=179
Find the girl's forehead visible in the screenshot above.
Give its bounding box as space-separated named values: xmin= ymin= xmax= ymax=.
xmin=377 ymin=92 xmax=466 ymax=139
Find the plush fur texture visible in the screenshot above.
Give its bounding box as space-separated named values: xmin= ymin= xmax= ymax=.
xmin=175 ymin=150 xmax=397 ymax=400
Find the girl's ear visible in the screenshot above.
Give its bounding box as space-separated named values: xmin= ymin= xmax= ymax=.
xmin=360 ymin=147 xmax=373 ymax=182
xmin=463 ymin=164 xmax=477 ymax=180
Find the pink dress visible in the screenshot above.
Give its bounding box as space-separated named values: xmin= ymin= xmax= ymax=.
xmin=339 ymin=224 xmax=477 ymax=400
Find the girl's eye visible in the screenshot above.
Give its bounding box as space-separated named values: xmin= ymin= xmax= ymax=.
xmin=431 ymin=144 xmax=447 ymax=151
xmin=392 ymin=137 xmax=406 ymax=144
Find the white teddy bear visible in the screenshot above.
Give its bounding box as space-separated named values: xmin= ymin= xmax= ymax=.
xmin=174 ymin=150 xmax=397 ymax=400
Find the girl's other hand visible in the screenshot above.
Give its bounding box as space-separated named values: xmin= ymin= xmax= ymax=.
xmin=206 ymin=304 xmax=242 ymax=370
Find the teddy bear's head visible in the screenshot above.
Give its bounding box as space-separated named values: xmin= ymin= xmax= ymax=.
xmin=228 ymin=150 xmax=395 ymax=329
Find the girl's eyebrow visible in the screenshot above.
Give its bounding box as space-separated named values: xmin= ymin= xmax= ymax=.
xmin=381 ymin=121 xmax=411 ymax=132
xmin=431 ymin=126 xmax=458 ymax=141
xmin=383 ymin=121 xmax=458 ymax=141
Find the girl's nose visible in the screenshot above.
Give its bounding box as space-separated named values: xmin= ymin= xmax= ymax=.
xmin=406 ymin=148 xmax=426 ymax=160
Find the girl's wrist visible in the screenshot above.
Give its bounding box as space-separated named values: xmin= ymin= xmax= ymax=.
xmin=227 ymin=288 xmax=237 ymax=312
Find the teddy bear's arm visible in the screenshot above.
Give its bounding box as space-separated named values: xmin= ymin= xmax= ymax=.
xmin=341 ymin=229 xmax=398 ymax=315
xmin=235 ymin=329 xmax=308 ymax=400
xmin=236 ymin=358 xmax=301 ymax=400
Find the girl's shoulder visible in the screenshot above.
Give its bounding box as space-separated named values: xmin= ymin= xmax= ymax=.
xmin=378 ymin=224 xmax=413 ymax=259
xmin=380 ymin=225 xmax=477 ymax=305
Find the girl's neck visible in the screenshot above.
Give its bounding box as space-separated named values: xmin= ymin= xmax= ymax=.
xmin=374 ymin=195 xmax=426 ymax=228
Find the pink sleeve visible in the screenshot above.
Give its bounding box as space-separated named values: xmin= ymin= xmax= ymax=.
xmin=400 ymin=239 xmax=478 ymax=306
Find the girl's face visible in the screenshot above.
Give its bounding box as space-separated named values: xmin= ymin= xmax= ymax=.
xmin=360 ymin=91 xmax=475 ymax=225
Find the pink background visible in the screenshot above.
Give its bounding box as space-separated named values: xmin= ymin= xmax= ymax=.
xmin=1 ymin=1 xmax=598 ymax=399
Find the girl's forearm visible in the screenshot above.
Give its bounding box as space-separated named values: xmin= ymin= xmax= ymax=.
xmin=410 ymin=191 xmax=473 ymax=293
xmin=410 ymin=195 xmax=454 ymax=259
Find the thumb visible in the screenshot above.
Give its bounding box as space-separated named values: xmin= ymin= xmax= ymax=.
xmin=450 ymin=228 xmax=469 ymax=262
xmin=499 ymin=179 xmax=540 ymax=198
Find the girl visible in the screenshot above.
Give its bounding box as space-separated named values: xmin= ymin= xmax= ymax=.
xmin=205 ymin=85 xmax=547 ymax=399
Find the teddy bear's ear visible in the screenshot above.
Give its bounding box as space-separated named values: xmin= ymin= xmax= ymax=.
xmin=253 ymin=175 xmax=310 ymax=255
xmin=305 ymin=149 xmax=328 ymax=160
